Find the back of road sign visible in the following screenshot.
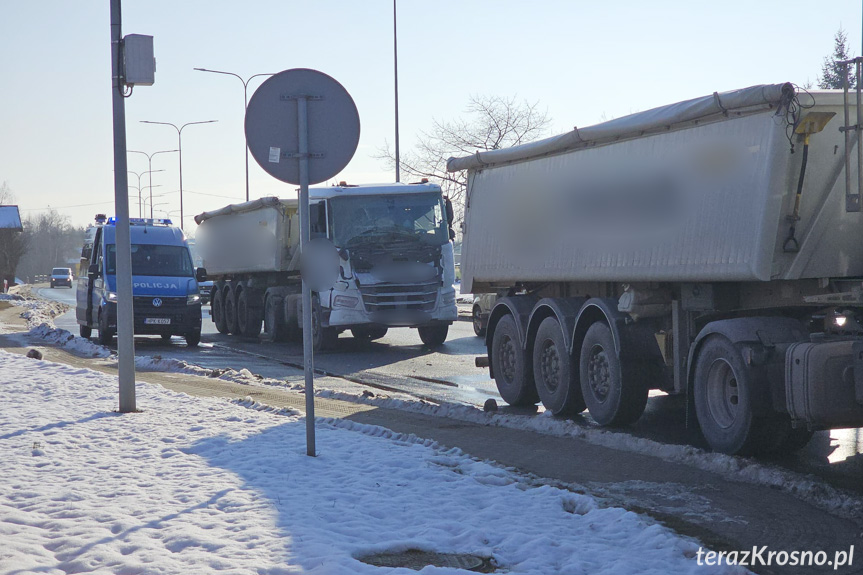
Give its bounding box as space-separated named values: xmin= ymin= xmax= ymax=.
xmin=245 ymin=68 xmax=360 ymax=185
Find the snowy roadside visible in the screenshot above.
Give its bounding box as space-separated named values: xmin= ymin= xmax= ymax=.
xmin=0 ymin=351 xmax=740 ymax=574
xmin=5 ymin=289 xmax=863 ymax=528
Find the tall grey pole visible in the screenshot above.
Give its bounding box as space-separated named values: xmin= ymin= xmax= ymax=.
xmin=297 ymin=95 xmax=316 ymax=457
xmin=110 ymin=0 xmax=137 ymax=413
xmin=393 ymin=0 xmax=400 ymax=182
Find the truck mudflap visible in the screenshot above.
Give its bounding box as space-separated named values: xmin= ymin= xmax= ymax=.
xmin=785 ymin=340 xmax=863 ymax=428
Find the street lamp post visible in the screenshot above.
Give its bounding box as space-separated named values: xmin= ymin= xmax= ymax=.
xmin=142 ymin=185 xmax=163 ymax=216
xmin=193 ymin=68 xmax=274 ymax=201
xmin=129 ymin=149 xmax=178 ymax=219
xmin=127 ymin=169 xmax=163 ymax=217
xmin=140 ymin=120 xmax=217 ymax=230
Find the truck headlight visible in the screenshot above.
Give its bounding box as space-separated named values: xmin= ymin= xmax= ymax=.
xmin=187 ymin=293 xmax=201 ymax=305
xmin=105 ymin=292 xmax=118 ymax=302
xmin=333 ymin=295 xmax=359 ymax=308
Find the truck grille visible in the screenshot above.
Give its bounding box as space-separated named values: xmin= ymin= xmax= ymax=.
xmin=359 ymin=281 xmax=439 ymax=312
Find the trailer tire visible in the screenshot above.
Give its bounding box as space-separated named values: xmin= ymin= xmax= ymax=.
xmin=491 ymin=314 xmax=538 ymax=406
xmin=224 ymin=285 xmax=239 ymax=334
xmin=579 ymin=322 xmax=647 ymax=426
xmin=212 ymin=288 xmax=229 ymax=334
xmin=418 ymin=324 xmax=448 ymax=347
xmin=237 ymin=289 xmax=262 ymax=338
xmin=79 ymin=325 xmax=92 ymax=339
xmin=262 ymin=295 xmax=285 ymax=342
xmin=693 ymin=335 xmax=762 ymax=455
xmin=473 ymin=305 xmax=486 ymax=337
xmin=533 ymin=316 xmax=585 ymax=416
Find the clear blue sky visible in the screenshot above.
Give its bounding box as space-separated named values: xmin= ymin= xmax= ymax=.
xmin=1 ymin=1 xmax=860 ymax=230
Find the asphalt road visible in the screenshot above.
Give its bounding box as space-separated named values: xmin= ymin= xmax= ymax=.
xmin=39 ymin=282 xmax=863 ymax=495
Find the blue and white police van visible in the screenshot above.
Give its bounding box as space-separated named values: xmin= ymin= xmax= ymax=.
xmin=76 ymin=216 xmax=206 ymax=347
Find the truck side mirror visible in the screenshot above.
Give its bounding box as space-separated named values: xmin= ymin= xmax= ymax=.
xmin=87 ymin=263 xmax=99 ymax=280
xmin=195 ymin=268 xmax=207 ymax=283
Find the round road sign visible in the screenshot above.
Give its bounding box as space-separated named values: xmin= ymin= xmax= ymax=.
xmin=245 ymin=68 xmax=360 ymax=185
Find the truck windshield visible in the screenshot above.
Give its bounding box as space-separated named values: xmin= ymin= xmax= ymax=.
xmin=329 ymin=192 xmax=448 ymax=248
xmin=105 ymin=244 xmax=194 ymax=277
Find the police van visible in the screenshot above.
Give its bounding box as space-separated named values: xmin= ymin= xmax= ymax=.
xmin=76 ymin=217 xmax=206 ymax=347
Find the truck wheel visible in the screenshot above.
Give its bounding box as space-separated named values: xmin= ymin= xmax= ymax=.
xmin=351 ymin=326 xmax=388 ymax=341
xmin=79 ymin=325 xmax=92 ymax=339
xmin=473 ymin=306 xmax=486 ymax=337
xmin=97 ymin=310 xmax=114 ymax=346
xmin=224 ymin=286 xmax=239 ymax=334
xmin=212 ymin=288 xmax=228 ymax=334
xmin=237 ymin=289 xmax=262 ymax=337
xmin=312 ymin=300 xmax=338 ymax=351
xmin=579 ymin=322 xmax=647 ymax=426
xmin=533 ymin=317 xmax=585 ymax=416
xmin=184 ymin=330 xmax=201 ymax=348
xmin=418 ymin=324 xmax=448 ymax=347
xmin=262 ymin=295 xmax=285 ymax=342
xmin=693 ymin=335 xmax=762 ymax=455
xmin=491 ymin=314 xmax=538 ymax=406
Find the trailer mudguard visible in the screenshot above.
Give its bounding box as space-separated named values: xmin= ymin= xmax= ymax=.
xmin=571 ymin=298 xmax=663 ymax=363
xmin=526 ymin=298 xmax=585 ymax=355
xmin=486 ymin=295 xmax=539 ymax=357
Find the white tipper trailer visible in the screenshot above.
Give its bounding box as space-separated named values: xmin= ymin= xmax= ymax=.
xmin=194 ymin=182 xmax=458 ymax=351
xmin=448 ymin=82 xmax=863 ymax=455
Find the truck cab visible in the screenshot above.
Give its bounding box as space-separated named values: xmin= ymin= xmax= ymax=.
xmin=75 ymin=217 xmax=204 ymax=347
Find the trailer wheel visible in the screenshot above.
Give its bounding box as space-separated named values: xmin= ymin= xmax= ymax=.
xmin=491 ymin=314 xmax=538 ymax=406
xmin=533 ymin=317 xmax=585 ymax=416
xmin=693 ymin=335 xmax=762 ymax=455
xmin=418 ymin=324 xmax=448 ymax=347
xmin=473 ymin=306 xmax=486 ymax=337
xmin=237 ymin=289 xmax=262 ymax=337
xmin=579 ymin=322 xmax=647 ymax=426
xmin=79 ymin=325 xmax=92 ymax=339
xmin=224 ymin=285 xmax=239 ymax=334
xmin=212 ymin=288 xmax=228 ymax=334
xmin=262 ymin=295 xmax=285 ymax=342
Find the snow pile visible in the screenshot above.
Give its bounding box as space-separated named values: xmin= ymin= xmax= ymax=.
xmin=0 ymin=350 xmax=740 ymax=574
xmin=29 ymin=323 xmax=111 ymax=358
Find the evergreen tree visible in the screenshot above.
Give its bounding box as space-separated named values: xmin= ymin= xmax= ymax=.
xmin=819 ymin=27 xmax=857 ymax=89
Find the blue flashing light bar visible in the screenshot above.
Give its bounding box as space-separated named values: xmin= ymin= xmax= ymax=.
xmin=106 ymin=217 xmax=173 ymax=226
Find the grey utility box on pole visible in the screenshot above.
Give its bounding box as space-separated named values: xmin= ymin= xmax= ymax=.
xmin=245 ymin=68 xmax=359 ymax=456
xmin=123 ymin=34 xmax=155 ymax=86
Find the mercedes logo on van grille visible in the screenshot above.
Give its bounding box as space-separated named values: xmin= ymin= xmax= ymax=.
xmin=152 ymin=298 xmax=163 ymax=308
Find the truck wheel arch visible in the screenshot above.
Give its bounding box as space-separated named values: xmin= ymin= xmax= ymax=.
xmin=526 ymin=298 xmax=583 ymax=356
xmin=486 ymin=296 xmax=539 ymax=356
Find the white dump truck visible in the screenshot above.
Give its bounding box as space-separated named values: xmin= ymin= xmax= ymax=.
xmin=448 ymin=82 xmax=863 ymax=455
xmin=194 ymin=182 xmax=458 ymax=350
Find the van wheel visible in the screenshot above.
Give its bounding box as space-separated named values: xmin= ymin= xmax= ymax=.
xmin=533 ymin=316 xmax=585 ymax=416
xmin=184 ymin=330 xmax=201 ymax=348
xmin=224 ymin=286 xmax=239 ymax=334
xmin=212 ymin=288 xmax=228 ymax=334
xmin=579 ymin=322 xmax=647 ymax=426
xmin=491 ymin=314 xmax=538 ymax=406
xmin=97 ymin=310 xmax=114 ymax=346
xmin=79 ymin=325 xmax=92 ymax=339
xmin=694 ymin=335 xmax=762 ymax=455
xmin=161 ymin=334 xmax=173 ymax=343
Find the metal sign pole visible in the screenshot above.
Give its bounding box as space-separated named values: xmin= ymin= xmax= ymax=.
xmin=110 ymin=0 xmax=137 ymax=412
xmin=297 ymin=95 xmax=316 ymax=457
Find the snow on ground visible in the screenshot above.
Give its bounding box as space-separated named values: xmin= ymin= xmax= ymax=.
xmin=0 ymin=351 xmax=741 ymax=575
xmin=8 ymin=289 xmax=863 ymax=528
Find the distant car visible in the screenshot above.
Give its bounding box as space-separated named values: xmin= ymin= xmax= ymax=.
xmin=50 ymin=267 xmax=74 ymax=289
xmin=472 ymin=293 xmax=498 ymax=337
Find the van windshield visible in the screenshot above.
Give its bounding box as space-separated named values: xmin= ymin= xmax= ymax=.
xmin=105 ymin=244 xmax=194 ymax=277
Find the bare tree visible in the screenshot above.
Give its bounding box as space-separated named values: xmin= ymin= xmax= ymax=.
xmin=380 ymin=95 xmax=551 ymax=231
xmin=0 ymin=182 xmax=29 ymax=286
xmin=16 ymin=209 xmax=85 ymax=283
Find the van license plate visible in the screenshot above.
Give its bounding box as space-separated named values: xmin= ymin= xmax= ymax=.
xmin=144 ymin=318 xmax=171 ymax=325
